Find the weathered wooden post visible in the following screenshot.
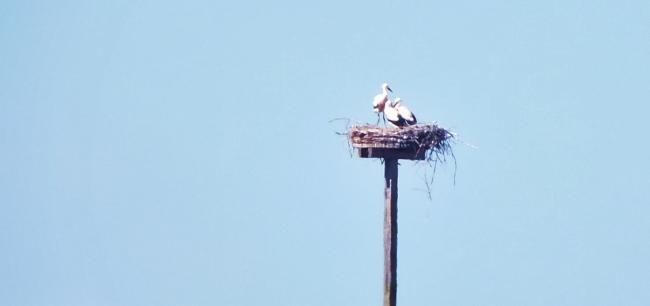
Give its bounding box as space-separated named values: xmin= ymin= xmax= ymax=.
xmin=383 ymin=158 xmax=398 ymax=306
xmin=348 ymin=124 xmax=450 ymax=306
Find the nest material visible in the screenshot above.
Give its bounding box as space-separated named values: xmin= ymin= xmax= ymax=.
xmin=345 ymin=123 xmax=457 ymax=197
xmin=349 ymin=124 xmax=453 ymax=151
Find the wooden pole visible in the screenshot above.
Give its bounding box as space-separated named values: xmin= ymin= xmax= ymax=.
xmin=383 ymin=158 xmax=398 ymax=306
xmin=349 ymin=125 xmax=450 ymax=306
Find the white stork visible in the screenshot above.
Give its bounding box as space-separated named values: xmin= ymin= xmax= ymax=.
xmin=393 ymin=97 xmax=417 ymax=126
xmin=372 ymin=83 xmax=392 ymax=124
xmin=383 ymin=99 xmax=405 ymax=128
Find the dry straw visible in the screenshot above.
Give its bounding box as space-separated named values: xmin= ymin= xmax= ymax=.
xmin=348 ymin=124 xmax=454 ymax=162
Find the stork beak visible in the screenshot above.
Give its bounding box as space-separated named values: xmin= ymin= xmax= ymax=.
xmin=387 ymin=86 xmax=393 ymax=93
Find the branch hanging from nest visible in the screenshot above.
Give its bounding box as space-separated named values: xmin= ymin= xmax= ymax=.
xmin=328 ymin=117 xmax=361 ymax=158
xmin=347 ymin=123 xmax=456 ymax=199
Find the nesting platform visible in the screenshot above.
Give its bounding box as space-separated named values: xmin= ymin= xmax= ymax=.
xmin=348 ymin=124 xmax=452 ymax=161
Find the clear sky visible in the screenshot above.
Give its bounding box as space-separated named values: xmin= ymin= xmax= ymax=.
xmin=1 ymin=1 xmax=649 ymax=305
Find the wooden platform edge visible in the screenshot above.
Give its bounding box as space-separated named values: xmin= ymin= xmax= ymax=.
xmin=357 ymin=147 xmax=426 ymax=160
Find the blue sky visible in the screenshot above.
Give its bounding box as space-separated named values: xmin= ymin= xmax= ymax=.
xmin=1 ymin=1 xmax=649 ymax=305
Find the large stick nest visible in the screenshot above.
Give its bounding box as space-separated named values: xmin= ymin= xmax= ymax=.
xmin=349 ymin=124 xmax=453 ymax=152
xmin=343 ymin=123 xmax=457 ymax=199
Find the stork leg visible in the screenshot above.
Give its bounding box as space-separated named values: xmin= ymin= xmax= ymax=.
xmin=382 ymin=113 xmax=387 ymax=126
xmin=376 ymin=113 xmax=381 ymax=126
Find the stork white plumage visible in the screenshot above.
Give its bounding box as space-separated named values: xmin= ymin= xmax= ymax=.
xmin=372 ymin=83 xmax=393 ymax=123
xmin=393 ymin=98 xmax=417 ymax=126
xmin=383 ymin=99 xmax=404 ymax=128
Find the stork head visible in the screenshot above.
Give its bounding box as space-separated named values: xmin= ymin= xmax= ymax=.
xmin=382 ymin=82 xmax=393 ymax=93
xmin=393 ymin=97 xmax=402 ymax=106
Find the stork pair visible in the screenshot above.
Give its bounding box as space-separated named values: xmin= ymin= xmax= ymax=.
xmin=372 ymin=83 xmax=417 ymax=127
